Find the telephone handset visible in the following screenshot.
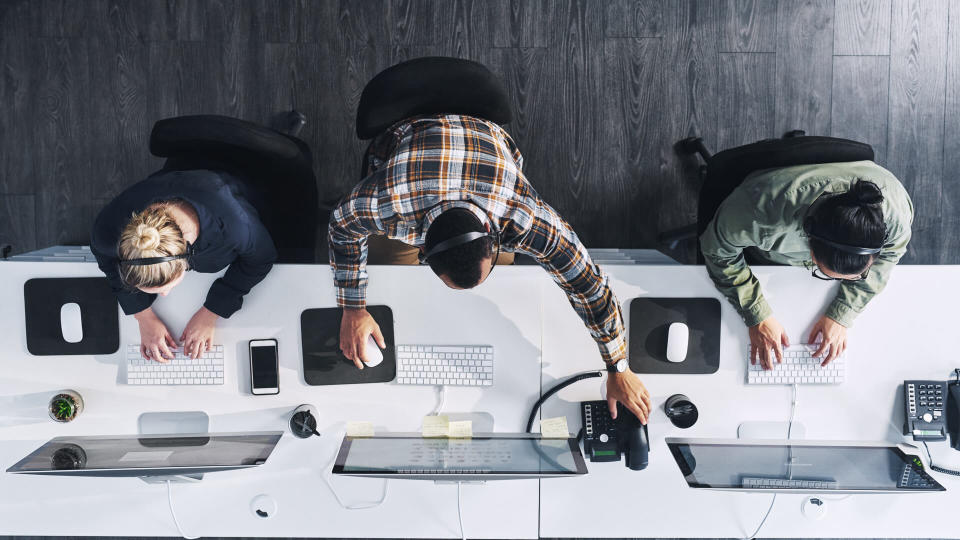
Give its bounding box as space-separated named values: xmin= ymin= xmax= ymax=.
xmin=580 ymin=401 xmax=649 ymax=470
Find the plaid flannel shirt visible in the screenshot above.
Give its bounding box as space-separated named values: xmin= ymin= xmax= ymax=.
xmin=328 ymin=115 xmax=626 ymax=362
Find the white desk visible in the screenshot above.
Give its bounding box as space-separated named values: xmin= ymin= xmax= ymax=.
xmin=0 ymin=262 xmax=544 ymax=538
xmin=539 ymin=265 xmax=960 ymax=538
xmin=1 ymin=261 xmax=959 ymax=538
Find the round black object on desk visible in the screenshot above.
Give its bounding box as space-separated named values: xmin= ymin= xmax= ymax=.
xmin=665 ymin=394 xmax=698 ymax=429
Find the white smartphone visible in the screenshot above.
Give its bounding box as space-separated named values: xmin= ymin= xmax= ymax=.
xmin=249 ymin=339 xmax=279 ymax=395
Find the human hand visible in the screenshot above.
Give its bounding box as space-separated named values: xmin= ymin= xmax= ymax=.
xmin=605 ymin=370 xmax=652 ymax=424
xmin=339 ymin=308 xmax=385 ymax=370
xmin=808 ymin=315 xmax=847 ymax=366
xmin=749 ymin=316 xmax=790 ymax=370
xmin=179 ymin=307 xmax=219 ymax=359
xmin=133 ymin=308 xmax=177 ymax=362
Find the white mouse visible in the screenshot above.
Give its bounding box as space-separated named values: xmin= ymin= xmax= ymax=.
xmin=60 ymin=302 xmax=83 ymax=343
xmin=362 ymin=335 xmax=384 ymax=367
xmin=666 ymin=322 xmax=689 ymax=363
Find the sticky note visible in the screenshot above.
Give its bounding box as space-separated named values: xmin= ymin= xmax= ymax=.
xmin=346 ymin=421 xmax=375 ymax=437
xmin=448 ymin=420 xmax=473 ymax=438
xmin=422 ymin=415 xmax=450 ymax=437
xmin=540 ymin=416 xmax=570 ymax=438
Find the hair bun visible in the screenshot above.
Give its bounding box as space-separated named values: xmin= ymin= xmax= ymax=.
xmin=850 ymin=180 xmax=884 ymax=206
xmin=133 ymin=223 xmax=161 ymax=251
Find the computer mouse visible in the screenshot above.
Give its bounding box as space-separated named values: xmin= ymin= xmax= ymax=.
xmin=362 ymin=335 xmax=384 ymax=367
xmin=666 ymin=322 xmax=688 ymax=363
xmin=60 ymin=302 xmax=83 ymax=343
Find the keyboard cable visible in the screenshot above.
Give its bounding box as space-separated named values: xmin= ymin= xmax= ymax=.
xmin=745 ymin=383 xmax=799 ymax=539
xmin=457 ymin=481 xmax=466 ymax=540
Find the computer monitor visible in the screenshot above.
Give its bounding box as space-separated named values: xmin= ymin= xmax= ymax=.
xmin=6 ymin=432 xmax=283 ymax=480
xmin=333 ymin=433 xmax=588 ymax=481
xmin=666 ymin=437 xmax=945 ymax=493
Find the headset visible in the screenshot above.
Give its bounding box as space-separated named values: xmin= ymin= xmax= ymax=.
xmin=118 ymin=242 xmax=195 ymax=267
xmin=419 ymin=209 xmax=501 ymax=264
xmin=803 ymin=214 xmax=883 ymax=256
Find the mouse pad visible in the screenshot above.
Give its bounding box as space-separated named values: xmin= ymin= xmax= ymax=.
xmin=24 ymin=277 xmax=120 ymax=356
xmin=628 ymin=297 xmax=720 ymax=374
xmin=300 ymin=306 xmax=396 ymax=385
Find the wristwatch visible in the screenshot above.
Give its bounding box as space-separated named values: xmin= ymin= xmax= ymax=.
xmin=605 ymin=358 xmax=628 ymax=374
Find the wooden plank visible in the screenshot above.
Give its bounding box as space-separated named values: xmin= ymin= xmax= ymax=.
xmin=658 ymin=0 xmax=720 ymax=256
xmin=0 ymin=194 xmax=37 ymax=255
xmin=887 ymin=0 xmax=948 ymax=264
xmin=39 ymin=0 xmax=96 ymax=38
xmin=604 ymin=0 xmax=662 ymax=38
xmin=941 ymin=0 xmax=960 ymax=263
xmin=489 ymin=0 xmax=560 ymax=47
xmin=601 ymin=38 xmax=663 ymax=246
xmin=436 ymin=0 xmax=492 ymax=59
xmin=146 ymin=41 xmax=206 ymax=123
xmin=719 ymin=0 xmax=778 ymax=52
xmin=775 ymin=0 xmax=834 ymax=137
xmin=389 ymin=0 xmax=439 ymax=47
xmin=834 ymin=0 xmax=891 ymax=55
xmin=717 ymin=52 xmax=777 ymax=149
xmin=830 ymin=55 xmax=889 ymax=164
xmin=0 ymin=35 xmax=37 ymax=194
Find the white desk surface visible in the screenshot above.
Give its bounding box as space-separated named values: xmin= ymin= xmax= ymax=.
xmin=1 ymin=261 xmax=959 ymax=538
xmin=540 ymin=264 xmax=960 ymax=538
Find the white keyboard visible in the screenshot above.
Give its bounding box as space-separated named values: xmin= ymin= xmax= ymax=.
xmin=125 ymin=344 xmax=225 ymax=385
xmin=746 ymin=344 xmax=845 ymax=385
xmin=741 ymin=477 xmax=839 ymax=490
xmin=395 ymin=345 xmax=494 ymax=386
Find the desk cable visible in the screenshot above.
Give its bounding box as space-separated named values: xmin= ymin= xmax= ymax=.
xmin=456 ymin=481 xmax=466 ymax=540
xmin=922 ymin=441 xmax=960 ymax=477
xmin=166 ymin=480 xmax=199 ymax=539
xmin=745 ymin=384 xmax=799 ymax=539
xmin=319 ymin=433 xmax=390 ymax=510
xmin=430 ymin=385 xmax=447 ymax=416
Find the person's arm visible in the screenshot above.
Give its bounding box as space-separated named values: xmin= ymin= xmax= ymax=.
xmin=699 ymin=196 xmax=772 ymax=327
xmin=327 ymin=183 xmax=384 ymax=308
xmin=203 ymin=216 xmax=277 ymax=318
xmin=517 ymin=200 xmax=626 ymax=363
xmin=825 ymin=220 xmax=911 ymax=326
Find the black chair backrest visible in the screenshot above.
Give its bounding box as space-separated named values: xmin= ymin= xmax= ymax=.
xmin=697 ymin=136 xmax=875 ymax=237
xmin=150 ymin=114 xmax=304 ymax=163
xmin=356 ymin=57 xmax=513 ymax=140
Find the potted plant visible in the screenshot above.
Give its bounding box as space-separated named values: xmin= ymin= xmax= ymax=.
xmin=48 ymin=390 xmax=84 ymax=423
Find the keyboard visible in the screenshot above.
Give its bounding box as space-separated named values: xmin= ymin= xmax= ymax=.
xmin=746 ymin=344 xmax=845 ymax=385
xmin=125 ymin=344 xmax=225 ymax=385
xmin=741 ymin=477 xmax=839 ymax=490
xmin=395 ymin=345 xmax=494 ymax=386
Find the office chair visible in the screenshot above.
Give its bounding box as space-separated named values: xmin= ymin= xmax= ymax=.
xmin=354 ymin=56 xmax=516 ymax=265
xmin=658 ymin=131 xmax=875 ymax=262
xmin=149 ymin=114 xmax=319 ymax=263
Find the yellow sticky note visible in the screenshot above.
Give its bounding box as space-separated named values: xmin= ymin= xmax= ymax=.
xmin=448 ymin=420 xmax=473 ymax=438
xmin=540 ymin=416 xmax=569 ymax=438
xmin=422 ymin=415 xmax=450 ymax=437
xmin=346 ymin=421 xmax=375 ymax=437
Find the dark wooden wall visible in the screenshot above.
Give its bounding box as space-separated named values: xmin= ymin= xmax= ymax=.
xmin=1 ymin=0 xmax=957 ymax=264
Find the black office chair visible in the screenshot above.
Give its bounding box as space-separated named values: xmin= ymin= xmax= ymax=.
xmin=658 ymin=131 xmax=875 ymax=262
xmin=149 ymin=114 xmax=319 ymax=263
xmin=355 ymin=56 xmax=513 ymax=175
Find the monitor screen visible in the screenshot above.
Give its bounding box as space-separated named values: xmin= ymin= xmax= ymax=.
xmin=6 ymin=432 xmax=283 ymax=477
xmin=333 ymin=434 xmax=588 ymax=479
xmin=666 ymin=438 xmax=945 ymax=492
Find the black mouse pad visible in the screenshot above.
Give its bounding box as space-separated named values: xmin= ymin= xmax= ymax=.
xmin=628 ymin=297 xmax=720 ymax=374
xmin=24 ymin=277 xmax=120 ymax=356
xmin=300 ymin=305 xmax=396 ymax=385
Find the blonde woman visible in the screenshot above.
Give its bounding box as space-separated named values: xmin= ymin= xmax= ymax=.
xmin=91 ymin=170 xmax=277 ymax=361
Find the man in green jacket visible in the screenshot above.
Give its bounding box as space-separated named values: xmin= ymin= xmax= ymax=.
xmin=700 ymin=160 xmax=913 ymax=369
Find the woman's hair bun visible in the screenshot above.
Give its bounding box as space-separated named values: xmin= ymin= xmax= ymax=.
xmin=133 ymin=223 xmax=161 ymax=251
xmin=849 ymin=179 xmax=884 ymax=206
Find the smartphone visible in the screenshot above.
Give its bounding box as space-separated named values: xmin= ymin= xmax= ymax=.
xmin=249 ymin=339 xmax=279 ymax=395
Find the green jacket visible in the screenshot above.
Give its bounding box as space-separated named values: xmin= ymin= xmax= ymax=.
xmin=700 ymin=160 xmax=914 ymax=327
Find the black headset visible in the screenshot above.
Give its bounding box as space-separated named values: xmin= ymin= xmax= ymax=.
xmin=802 ymin=216 xmax=883 ymax=256
xmin=420 ymin=206 xmax=501 ymax=263
xmin=118 ymin=242 xmax=195 ymax=267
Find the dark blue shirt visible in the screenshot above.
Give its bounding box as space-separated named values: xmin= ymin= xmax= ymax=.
xmin=91 ymin=169 xmax=278 ymax=318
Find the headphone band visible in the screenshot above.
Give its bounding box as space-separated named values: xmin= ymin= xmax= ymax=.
xmin=119 ymin=242 xmax=195 ymax=267
xmin=423 ymin=231 xmax=495 ymax=260
xmin=803 ymin=217 xmax=882 ymax=256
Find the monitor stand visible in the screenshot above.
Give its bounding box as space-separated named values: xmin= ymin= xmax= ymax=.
xmin=737 ymin=421 xmax=807 ymax=439
xmin=137 ymin=411 xmax=211 ymax=484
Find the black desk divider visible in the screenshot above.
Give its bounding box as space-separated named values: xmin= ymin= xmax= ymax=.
xmin=300 ymin=305 xmax=396 ymax=385
xmin=628 ymin=297 xmax=720 ymax=374
xmin=24 ymin=277 xmax=120 ymax=356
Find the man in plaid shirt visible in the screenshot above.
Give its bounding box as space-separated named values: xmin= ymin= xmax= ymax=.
xmin=328 ymin=114 xmax=651 ymax=423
